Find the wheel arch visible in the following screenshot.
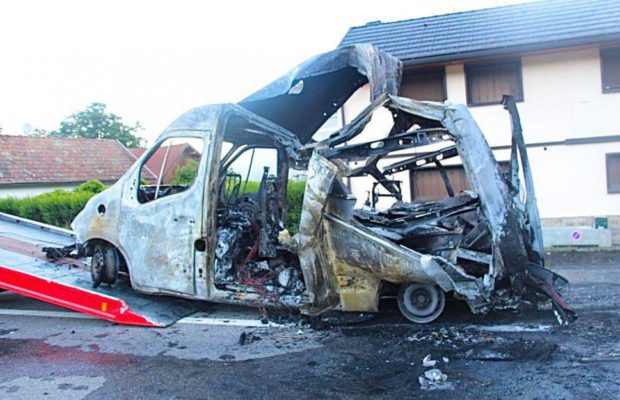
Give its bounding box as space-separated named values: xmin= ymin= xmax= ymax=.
xmin=82 ymin=237 xmax=131 ymax=275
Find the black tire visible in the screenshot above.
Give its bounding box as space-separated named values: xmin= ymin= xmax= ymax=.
xmin=397 ymin=283 xmax=445 ymax=324
xmin=91 ymin=244 xmax=119 ymax=288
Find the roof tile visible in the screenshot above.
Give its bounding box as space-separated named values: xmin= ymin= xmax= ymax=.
xmin=0 ymin=135 xmax=142 ymax=184
xmin=339 ymin=0 xmax=620 ymax=64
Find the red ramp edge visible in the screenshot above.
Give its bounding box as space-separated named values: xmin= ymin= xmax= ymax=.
xmin=0 ymin=265 xmax=162 ymax=327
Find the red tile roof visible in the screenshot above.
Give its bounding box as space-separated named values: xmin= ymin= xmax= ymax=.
xmin=0 ymin=135 xmax=145 ymax=185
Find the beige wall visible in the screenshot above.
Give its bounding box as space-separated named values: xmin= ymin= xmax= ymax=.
xmin=342 ymin=45 xmax=620 ymax=221
xmin=453 ymin=47 xmax=620 ymax=147
xmin=493 ymin=142 xmax=620 ymax=218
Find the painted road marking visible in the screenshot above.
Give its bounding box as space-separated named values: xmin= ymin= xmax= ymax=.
xmin=0 ymin=309 xmax=554 ymax=331
xmin=176 ymin=316 xmax=285 ymax=328
xmin=469 ymin=323 xmax=553 ymax=332
xmin=0 ymin=308 xmax=286 ymax=328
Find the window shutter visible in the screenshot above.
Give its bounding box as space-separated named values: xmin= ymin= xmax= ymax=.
xmin=466 ymin=59 xmax=523 ymax=105
xmin=601 ymin=48 xmax=620 ymax=93
xmin=400 ymin=68 xmax=446 ymax=102
xmin=607 ymin=153 xmax=620 ymax=193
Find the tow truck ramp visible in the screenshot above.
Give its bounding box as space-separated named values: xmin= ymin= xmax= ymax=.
xmin=0 ymin=212 xmax=198 ymax=327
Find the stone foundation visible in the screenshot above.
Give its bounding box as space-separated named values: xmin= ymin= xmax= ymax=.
xmin=542 ymin=215 xmax=620 ymax=245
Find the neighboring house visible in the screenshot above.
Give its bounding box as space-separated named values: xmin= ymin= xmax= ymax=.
xmin=338 ymin=0 xmax=620 ymax=245
xmin=130 ymin=143 xmax=201 ymax=184
xmin=0 ymin=135 xmax=150 ymax=198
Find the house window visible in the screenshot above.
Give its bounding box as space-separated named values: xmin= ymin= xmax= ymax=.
xmin=465 ymin=59 xmax=523 ymax=106
xmin=400 ymin=68 xmax=446 ymax=102
xmin=607 ymin=153 xmax=620 ymax=193
xmin=601 ymin=47 xmax=620 ymax=93
xmin=410 ymin=162 xmax=510 ymax=201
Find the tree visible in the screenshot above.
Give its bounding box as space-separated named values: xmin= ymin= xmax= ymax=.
xmin=47 ymin=102 xmax=144 ymax=148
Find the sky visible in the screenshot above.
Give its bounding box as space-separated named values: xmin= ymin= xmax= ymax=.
xmin=0 ymin=0 xmax=532 ymax=145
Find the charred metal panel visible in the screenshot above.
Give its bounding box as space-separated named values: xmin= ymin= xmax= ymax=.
xmin=240 ymin=44 xmax=402 ymax=143
xmin=73 ymin=107 xmax=221 ymax=298
xmin=322 ymin=209 xmax=486 ymax=310
xmin=502 ymin=95 xmax=545 ymax=263
xmin=442 ymin=104 xmax=528 ymax=285
xmin=297 ymin=153 xmax=340 ymax=314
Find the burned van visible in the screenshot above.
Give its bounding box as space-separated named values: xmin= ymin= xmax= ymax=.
xmin=72 ymin=44 xmax=575 ymax=324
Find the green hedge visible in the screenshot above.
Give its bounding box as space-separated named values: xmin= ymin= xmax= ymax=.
xmin=0 ymin=180 xmax=105 ymax=228
xmin=73 ymin=179 xmax=106 ymax=194
xmin=0 ymin=178 xmax=308 ymax=233
xmin=286 ymin=180 xmax=306 ymax=234
xmin=235 ymin=179 xmax=306 ymax=233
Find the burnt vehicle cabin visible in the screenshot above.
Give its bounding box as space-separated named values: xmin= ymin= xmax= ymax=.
xmin=213 ymin=112 xmax=306 ymax=306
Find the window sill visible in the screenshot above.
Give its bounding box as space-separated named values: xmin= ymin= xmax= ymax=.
xmin=467 ymin=98 xmax=524 ymax=107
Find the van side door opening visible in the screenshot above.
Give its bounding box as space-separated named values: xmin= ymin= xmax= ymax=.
xmin=212 ymin=116 xmax=307 ymax=307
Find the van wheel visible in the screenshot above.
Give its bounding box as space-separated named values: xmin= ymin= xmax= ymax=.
xmin=91 ymin=244 xmax=119 ymax=288
xmin=397 ymin=283 xmax=445 ymax=324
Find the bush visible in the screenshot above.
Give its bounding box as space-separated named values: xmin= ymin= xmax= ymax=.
xmin=222 ymin=178 xmax=306 ymax=233
xmin=73 ymin=179 xmax=106 ymax=194
xmin=0 ymin=180 xmax=103 ymax=228
xmin=0 ymin=197 xmax=19 ymax=216
xmin=0 ymin=177 xmax=308 ymax=232
xmin=239 ymin=180 xmax=260 ymax=194
xmin=286 ymin=180 xmax=306 ymax=234
xmin=171 ymin=160 xmax=199 ymax=186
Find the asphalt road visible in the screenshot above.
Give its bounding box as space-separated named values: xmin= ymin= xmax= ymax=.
xmin=1 ymin=251 xmax=619 ymax=399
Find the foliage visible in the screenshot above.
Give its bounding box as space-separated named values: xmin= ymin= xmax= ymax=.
xmin=285 ymin=180 xmax=306 ymax=234
xmin=0 ymin=180 xmax=104 ymax=228
xmin=239 ymin=181 xmax=260 ymax=194
xmin=221 ymin=178 xmax=306 ymax=233
xmin=0 ymin=176 xmax=308 ymax=233
xmin=73 ymin=179 xmax=106 ymax=194
xmin=170 ymin=159 xmax=199 ymax=186
xmin=46 ymin=102 xmax=144 ymax=148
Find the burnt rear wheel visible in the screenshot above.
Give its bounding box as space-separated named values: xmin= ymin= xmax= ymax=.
xmin=397 ymin=283 xmax=445 ymax=324
xmin=91 ymin=244 xmax=119 ymax=288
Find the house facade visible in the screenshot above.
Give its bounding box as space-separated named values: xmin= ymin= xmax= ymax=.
xmin=0 ymin=135 xmax=146 ymax=198
xmin=338 ymin=0 xmax=620 ymax=245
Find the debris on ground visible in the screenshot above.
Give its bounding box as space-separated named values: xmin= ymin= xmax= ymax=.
xmin=238 ymin=331 xmax=261 ymax=346
xmin=465 ymin=349 xmax=512 ymax=361
xmin=42 ymin=244 xmax=76 ymax=261
xmin=406 ymin=326 xmax=503 ymax=347
xmin=419 ymin=368 xmax=452 ymax=391
xmin=422 ymin=354 xmax=438 ymax=367
xmin=417 ymin=353 xmax=453 ymax=390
